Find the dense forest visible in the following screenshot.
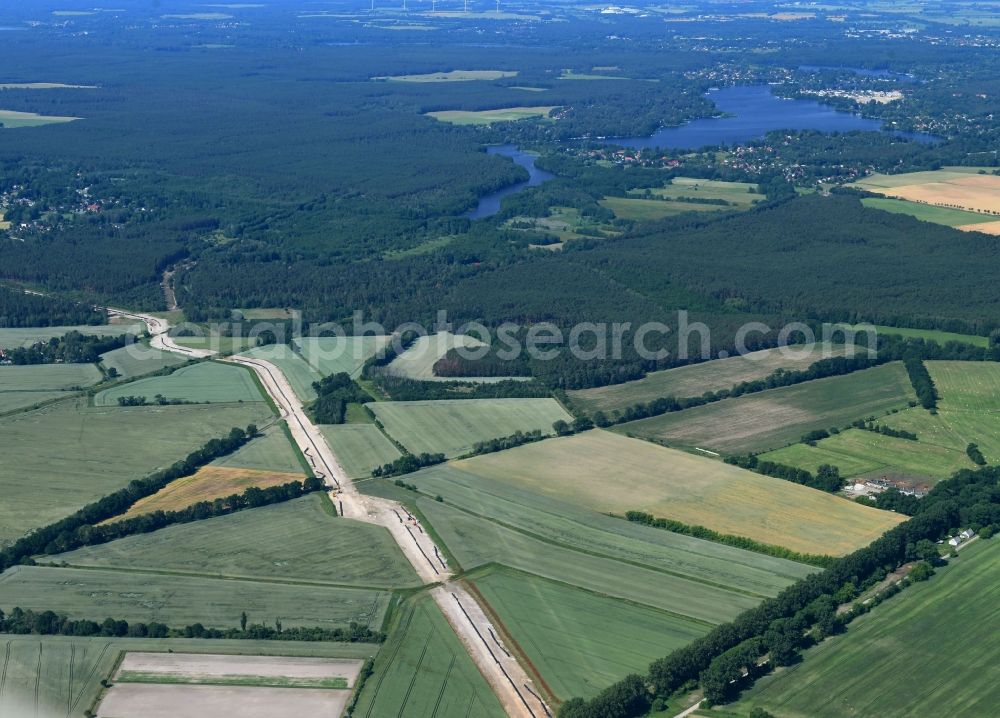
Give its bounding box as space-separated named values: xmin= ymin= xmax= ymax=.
xmin=0 ymin=284 xmax=105 ymax=327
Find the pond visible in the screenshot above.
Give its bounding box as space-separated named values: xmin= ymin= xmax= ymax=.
xmin=610 ymin=85 xmax=937 ymax=151
xmin=464 ymin=144 xmax=555 ymax=220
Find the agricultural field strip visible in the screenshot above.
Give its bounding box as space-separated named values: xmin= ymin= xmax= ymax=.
xmin=417 ymin=497 xmax=760 ymax=625
xmin=0 ymin=636 xmax=374 ymax=718
xmin=0 ymin=565 xmax=391 ymax=631
xmin=732 ymin=539 xmax=1000 ymax=718
xmin=115 ymin=652 xmax=362 ymax=686
xmin=404 ymin=468 xmax=812 ymax=597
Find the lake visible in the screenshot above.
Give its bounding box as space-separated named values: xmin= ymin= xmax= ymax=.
xmin=464 ymin=144 xmax=555 ymax=220
xmin=611 ymin=85 xmax=937 ymax=150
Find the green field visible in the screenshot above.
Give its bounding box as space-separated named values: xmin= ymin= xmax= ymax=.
xmin=368 ymin=398 xmax=571 ymax=458
xmin=374 ymin=69 xmax=517 ymax=82
xmin=0 ymin=109 xmax=80 ymax=127
xmin=321 ymin=424 xmax=402 ymax=478
xmin=761 ymin=424 xmax=974 ymax=483
xmin=599 ymin=196 xmax=731 ymax=221
xmin=474 ymin=568 xmax=709 ymax=702
xmin=94 ymin=361 xmax=265 ymax=406
xmin=861 ymin=196 xmax=993 ymax=227
xmin=426 ymin=106 xmax=556 ymax=125
xmin=0 ymin=390 xmax=71 ymax=414
xmin=0 ymin=635 xmax=376 ymax=718
xmin=929 ymin=360 xmax=1000 ymax=411
xmin=416 ymin=430 xmax=901 ymax=556
xmin=649 ymin=177 xmax=765 ymax=206
xmin=212 ymin=424 xmax=307 ymax=473
xmin=293 ymin=335 xmax=391 ymax=378
xmin=0 ymin=565 xmax=391 ymax=631
xmin=417 ymin=497 xmax=762 ymax=621
xmin=873 ymin=324 xmax=989 ymax=348
xmin=0 ymin=363 xmax=103 ymax=391
xmin=0 ymin=399 xmax=271 ymax=546
xmin=758 ymin=361 xmax=1000 ymax=483
xmin=50 ymin=495 xmax=420 ymax=588
xmin=0 ymin=323 xmax=143 ymax=348
xmin=171 ymin=330 xmax=257 ymax=355
xmin=569 ymin=346 xmax=847 ymax=415
xmin=389 ymin=469 xmax=813 ymax=595
xmin=100 ymin=344 xmax=188 ymax=379
xmin=616 ymin=362 xmax=915 ymax=455
xmin=727 ymin=539 xmax=1000 ymax=718
xmin=352 ymin=594 xmax=507 ymax=718
xmin=238 ymin=345 xmax=323 ymax=400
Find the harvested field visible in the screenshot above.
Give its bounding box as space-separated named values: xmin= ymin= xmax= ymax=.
xmin=853 ymin=169 xmax=1000 ymax=216
xmin=54 ymin=495 xmax=421 ymax=588
xmin=0 ymin=636 xmax=373 ymax=718
xmin=569 ymin=346 xmax=847 ymax=415
xmin=321 ymin=424 xmax=402 ymax=478
xmin=94 ymin=361 xmax=265 ymax=406
xmin=97 ymin=684 xmax=351 ymax=718
xmin=430 ymin=430 xmax=902 ymax=555
xmin=368 ymin=398 xmax=571 ymax=458
xmin=615 ymin=362 xmax=915 ymax=454
xmin=0 ymin=109 xmax=80 ymax=127
xmin=115 ymin=651 xmax=362 ymax=688
xmin=928 ymin=360 xmax=1000 ymax=412
xmin=958 ymin=220 xmax=1000 ymax=234
xmin=112 ymin=466 xmax=305 ymax=519
xmin=0 ymin=565 xmax=391 ymax=630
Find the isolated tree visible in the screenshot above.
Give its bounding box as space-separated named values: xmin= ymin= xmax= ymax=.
xmin=240 ymin=611 xmax=248 ymax=632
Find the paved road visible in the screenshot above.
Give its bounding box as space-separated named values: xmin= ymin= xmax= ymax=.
xmin=114 ymin=309 xmax=549 ymax=718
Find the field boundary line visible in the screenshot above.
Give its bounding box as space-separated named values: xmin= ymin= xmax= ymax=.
xmin=40 ymin=562 xmax=398 ymax=592
xmin=415 ymin=491 xmax=773 ymax=601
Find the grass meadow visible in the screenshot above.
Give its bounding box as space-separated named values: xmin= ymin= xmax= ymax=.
xmin=726 ymin=539 xmax=1000 ymax=718
xmin=873 ymin=325 xmax=989 ymax=348
xmin=599 ymin=196 xmax=731 ymax=221
xmin=429 ymin=430 xmax=902 ymax=555
xmin=0 ymin=400 xmax=271 ymax=546
xmin=615 ymin=362 xmax=915 ymax=454
xmin=52 ymin=495 xmax=420 ymax=588
xmin=352 ymin=593 xmax=507 ymax=718
xmin=0 ymin=565 xmax=391 ymax=631
xmin=426 ymin=106 xmax=556 ymax=125
xmin=861 ymin=196 xmax=993 ymax=228
xmin=376 ymin=69 xmax=516 ymax=82
xmin=568 ymin=346 xmax=847 ymax=415
xmin=368 ymin=398 xmax=571 ymax=458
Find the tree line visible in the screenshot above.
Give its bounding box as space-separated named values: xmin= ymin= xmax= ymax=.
xmin=0 ymin=607 xmax=381 ymax=643
xmin=0 ymin=284 xmax=105 ymax=328
xmin=624 ymin=511 xmax=833 ymax=568
xmin=372 ymin=452 xmax=446 ymax=478
xmin=559 ymin=464 xmax=1000 ymax=716
xmin=904 ymin=356 xmax=938 ymax=411
xmin=5 ymin=331 xmax=132 ymax=365
xmin=726 ymin=455 xmax=844 ymax=493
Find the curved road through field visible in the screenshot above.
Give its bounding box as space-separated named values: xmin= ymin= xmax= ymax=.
xmin=109 ymin=308 xmax=549 ymax=718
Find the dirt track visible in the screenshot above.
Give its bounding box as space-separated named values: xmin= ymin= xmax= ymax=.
xmin=118 ymin=309 xmax=549 ymax=718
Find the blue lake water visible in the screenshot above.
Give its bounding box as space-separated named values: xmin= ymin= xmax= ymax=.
xmin=464 ymin=144 xmax=555 ymax=220
xmin=612 ymin=85 xmax=937 ymax=150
